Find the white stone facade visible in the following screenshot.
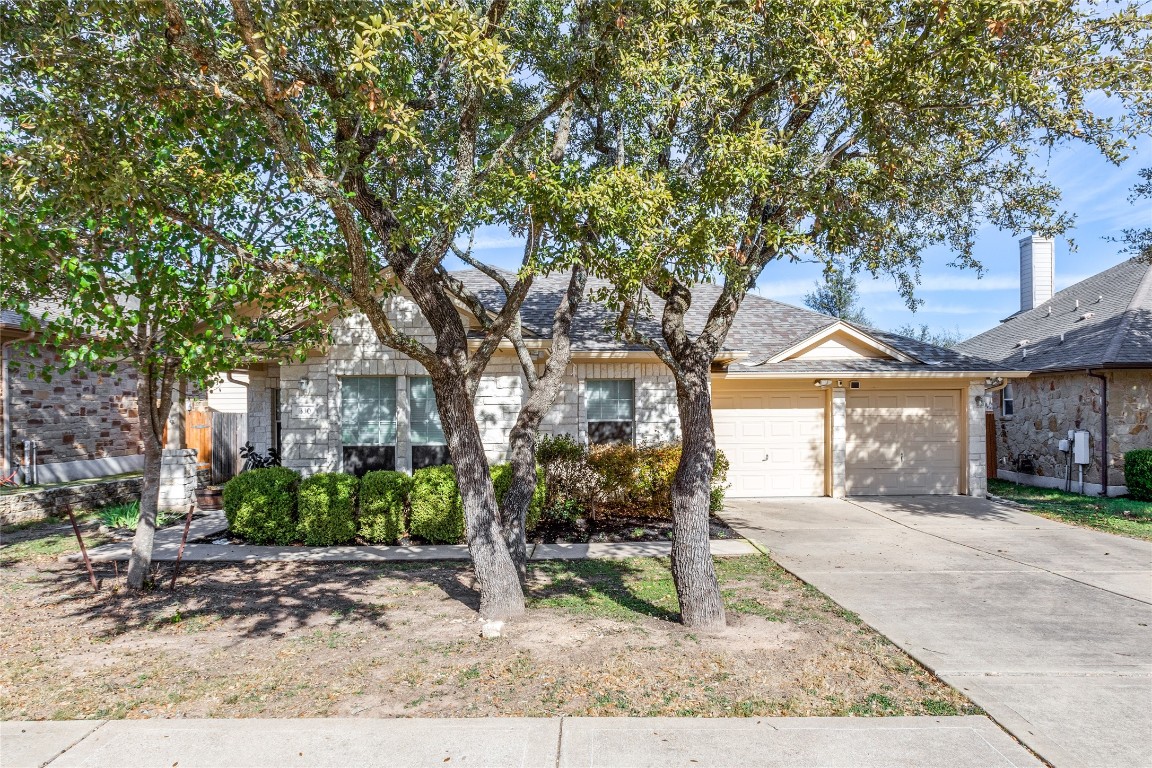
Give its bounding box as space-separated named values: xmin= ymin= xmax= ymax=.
xmin=246 ymin=297 xmax=682 ymax=477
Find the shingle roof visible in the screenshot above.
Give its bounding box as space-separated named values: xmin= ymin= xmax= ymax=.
xmin=455 ymin=269 xmax=1011 ymax=375
xmin=954 ymin=257 xmax=1152 ymax=371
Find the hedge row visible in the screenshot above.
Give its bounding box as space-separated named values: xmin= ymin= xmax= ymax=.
xmin=222 ymin=463 xmax=544 ymax=546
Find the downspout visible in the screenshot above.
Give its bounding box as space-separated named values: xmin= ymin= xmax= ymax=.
xmin=1 ymin=331 xmax=36 ymax=482
xmin=1087 ymin=370 xmax=1108 ymax=496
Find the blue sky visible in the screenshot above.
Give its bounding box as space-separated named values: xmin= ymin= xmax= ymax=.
xmin=451 ymin=134 xmax=1150 ymax=341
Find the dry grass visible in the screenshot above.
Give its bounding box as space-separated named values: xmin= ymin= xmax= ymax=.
xmin=0 ymin=535 xmax=978 ymax=722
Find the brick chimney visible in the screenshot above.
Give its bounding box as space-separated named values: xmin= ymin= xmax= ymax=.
xmin=1019 ymin=235 xmax=1055 ymax=312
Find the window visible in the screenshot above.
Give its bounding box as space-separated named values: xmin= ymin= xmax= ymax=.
xmin=410 ymin=376 xmax=450 ymax=469
xmin=340 ymin=377 xmax=396 ymax=475
xmin=587 ymin=379 xmax=635 ymax=445
xmin=1002 ymin=383 xmax=1015 ymax=417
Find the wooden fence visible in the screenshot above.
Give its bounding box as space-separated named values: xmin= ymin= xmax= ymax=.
xmin=210 ymin=412 xmax=247 ymax=485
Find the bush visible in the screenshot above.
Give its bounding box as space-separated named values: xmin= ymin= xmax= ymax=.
xmin=359 ymin=470 xmax=412 ymax=544
xmin=408 ymin=463 xmax=549 ymax=543
xmin=585 ymin=443 xmax=730 ymax=518
xmin=490 ymin=462 xmax=547 ymax=532
xmin=297 ymin=472 xmax=359 ymax=546
xmin=222 ymin=467 xmax=299 ymax=544
xmin=408 ymin=465 xmax=464 ymax=544
xmin=1125 ymin=449 xmax=1152 ymax=501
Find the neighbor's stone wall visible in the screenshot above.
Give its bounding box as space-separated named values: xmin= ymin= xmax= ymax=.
xmin=7 ymin=346 xmax=142 ymax=467
xmin=993 ymin=369 xmax=1151 ymax=491
xmin=0 ymin=474 xmax=143 ymax=526
xmin=267 ymin=297 xmax=681 ymax=477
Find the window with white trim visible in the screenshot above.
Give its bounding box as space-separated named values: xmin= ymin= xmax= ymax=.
xmin=1002 ymin=383 xmax=1015 ymax=417
xmin=410 ymin=376 xmax=450 ymax=469
xmin=587 ymin=379 xmax=635 ymax=445
xmin=340 ymin=377 xmax=396 ymax=475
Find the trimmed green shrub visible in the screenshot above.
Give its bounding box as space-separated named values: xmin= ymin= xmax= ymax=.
xmin=1125 ymin=449 xmax=1152 ymax=501
xmin=586 ymin=443 xmax=730 ymax=518
xmin=222 ymin=467 xmax=299 ymax=544
xmin=490 ymin=462 xmax=547 ymax=532
xmin=409 ymin=465 xmax=464 ymax=543
xmin=297 ymin=472 xmax=359 ymax=546
xmin=359 ymin=470 xmax=412 ymax=544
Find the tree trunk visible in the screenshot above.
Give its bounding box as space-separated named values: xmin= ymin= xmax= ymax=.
xmin=500 ymin=266 xmax=587 ymax=583
xmin=164 ymin=378 xmax=186 ymax=450
xmin=431 ymin=376 xmax=526 ymax=620
xmin=127 ymin=375 xmax=163 ymax=590
xmin=669 ymin=361 xmax=726 ymax=630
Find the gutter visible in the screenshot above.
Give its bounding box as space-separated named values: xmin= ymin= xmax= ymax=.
xmin=1 ymin=330 xmax=36 ymax=482
xmin=1087 ymin=369 xmax=1109 ymax=496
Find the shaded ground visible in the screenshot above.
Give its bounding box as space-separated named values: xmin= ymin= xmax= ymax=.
xmin=989 ymin=479 xmax=1152 ymax=540
xmin=530 ymin=513 xmax=739 ymax=544
xmin=0 ymin=519 xmax=977 ymax=721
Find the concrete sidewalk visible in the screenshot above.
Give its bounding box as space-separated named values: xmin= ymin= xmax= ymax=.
xmin=68 ymin=534 xmax=756 ymax=563
xmin=725 ymin=496 xmax=1152 ymax=768
xmin=1 ymin=716 xmax=1041 ymax=768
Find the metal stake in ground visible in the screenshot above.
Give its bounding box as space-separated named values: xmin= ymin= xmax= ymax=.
xmin=65 ymin=507 xmax=98 ymax=591
xmin=169 ymin=502 xmax=196 ymax=590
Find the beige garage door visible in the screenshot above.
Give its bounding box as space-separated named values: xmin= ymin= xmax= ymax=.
xmin=846 ymin=390 xmax=961 ymax=495
xmin=713 ymin=390 xmax=826 ymax=497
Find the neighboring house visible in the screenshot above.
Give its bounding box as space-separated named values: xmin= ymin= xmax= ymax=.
xmin=241 ymin=271 xmax=1021 ymax=499
xmin=1 ymin=306 xmax=144 ymax=484
xmin=956 ymin=236 xmax=1152 ymax=496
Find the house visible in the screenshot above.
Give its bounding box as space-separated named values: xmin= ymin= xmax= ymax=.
xmin=1 ymin=304 xmax=144 ymax=485
xmin=955 ymin=236 xmax=1152 ymax=495
xmin=240 ymin=271 xmax=1024 ymax=498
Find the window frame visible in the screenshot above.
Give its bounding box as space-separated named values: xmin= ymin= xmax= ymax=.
xmin=339 ymin=376 xmax=398 ymax=475
xmin=409 ymin=376 xmax=451 ymax=470
xmin=585 ymin=378 xmax=636 ymax=446
xmin=1002 ymin=382 xmax=1015 ymax=417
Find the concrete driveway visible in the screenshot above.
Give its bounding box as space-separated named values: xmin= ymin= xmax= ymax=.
xmin=723 ymin=496 xmax=1152 ymax=768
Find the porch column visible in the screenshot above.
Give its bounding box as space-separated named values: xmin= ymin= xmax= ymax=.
xmin=831 ymin=387 xmax=847 ymax=497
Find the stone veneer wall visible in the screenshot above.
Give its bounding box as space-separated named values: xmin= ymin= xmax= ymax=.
xmin=993 ymin=369 xmax=1151 ymax=491
xmin=249 ymin=297 xmax=682 ymax=477
xmin=0 ymin=474 xmax=143 ymax=526
xmin=158 ymin=449 xmax=197 ymax=513
xmin=6 ymin=346 xmax=143 ymax=468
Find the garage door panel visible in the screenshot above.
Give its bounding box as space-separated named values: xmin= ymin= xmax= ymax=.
xmin=714 ymin=389 xmax=826 ymax=498
xmin=846 ymin=389 xmax=961 ymax=496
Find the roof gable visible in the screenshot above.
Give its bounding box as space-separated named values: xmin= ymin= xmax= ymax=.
xmin=766 ymin=322 xmax=918 ymax=364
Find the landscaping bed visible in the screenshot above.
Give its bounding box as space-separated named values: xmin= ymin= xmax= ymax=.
xmin=988 ymin=479 xmax=1152 ymax=541
xmin=0 ymin=530 xmax=979 ymax=720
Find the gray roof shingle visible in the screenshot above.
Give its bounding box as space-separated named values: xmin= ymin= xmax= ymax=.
xmin=954 ymin=257 xmax=1152 ymax=371
xmin=455 ymin=269 xmax=1011 ymax=375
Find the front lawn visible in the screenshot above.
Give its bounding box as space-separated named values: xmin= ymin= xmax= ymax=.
xmin=0 ymin=514 xmax=110 ymax=567
xmin=988 ymin=479 xmax=1152 ymax=540
xmin=0 ymin=553 xmax=978 ymax=720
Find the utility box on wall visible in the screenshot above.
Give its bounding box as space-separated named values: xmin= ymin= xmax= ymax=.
xmin=1073 ymin=430 xmax=1092 ymax=465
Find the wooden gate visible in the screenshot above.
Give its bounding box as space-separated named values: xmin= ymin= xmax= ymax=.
xmin=210 ymin=412 xmax=247 ymax=484
xmin=186 ymin=410 xmax=212 ymax=470
xmin=985 ymin=411 xmax=997 ymax=480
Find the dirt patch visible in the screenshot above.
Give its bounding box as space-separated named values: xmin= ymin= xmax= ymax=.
xmin=0 ymin=546 xmax=978 ymax=721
